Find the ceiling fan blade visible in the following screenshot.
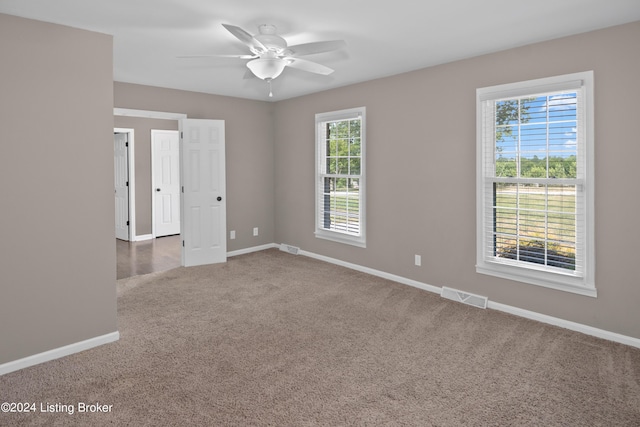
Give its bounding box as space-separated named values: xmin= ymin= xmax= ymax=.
xmin=285 ymin=57 xmax=334 ymax=75
xmin=222 ymin=24 xmax=266 ymax=53
xmin=177 ymin=54 xmax=257 ymax=59
xmin=285 ymin=40 xmax=346 ymax=57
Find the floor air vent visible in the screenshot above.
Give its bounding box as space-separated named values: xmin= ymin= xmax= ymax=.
xmin=279 ymin=244 xmax=300 ymax=255
xmin=440 ymin=286 xmax=488 ymax=309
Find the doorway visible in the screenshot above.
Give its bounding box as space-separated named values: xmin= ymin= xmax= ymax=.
xmin=113 ymin=108 xmax=227 ymax=271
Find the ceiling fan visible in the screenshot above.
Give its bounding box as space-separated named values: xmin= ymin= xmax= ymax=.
xmin=183 ymin=24 xmax=346 ymax=97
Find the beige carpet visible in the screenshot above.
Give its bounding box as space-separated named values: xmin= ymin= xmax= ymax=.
xmin=2 ymin=249 xmax=639 ymax=426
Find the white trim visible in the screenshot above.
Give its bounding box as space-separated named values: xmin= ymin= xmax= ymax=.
xmin=487 ymin=301 xmax=640 ymax=349
xmin=114 ymin=108 xmax=187 ymax=120
xmin=478 ymin=78 xmax=584 ymax=102
xmin=114 ymin=108 xmax=187 ymax=242
xmin=476 ymin=263 xmax=597 ymax=298
xmin=0 ymin=332 xmax=119 ymax=376
xmin=297 ymin=247 xmax=441 ymax=295
xmin=151 ymin=130 xmax=157 ymax=238
xmin=280 ymin=244 xmax=640 ymax=349
xmin=114 ymin=128 xmax=135 ymax=241
xmin=228 ymin=243 xmax=278 ymax=258
xmin=314 ymin=230 xmax=367 ymax=248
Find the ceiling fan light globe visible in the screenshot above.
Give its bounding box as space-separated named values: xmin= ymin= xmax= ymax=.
xmin=247 ymin=58 xmax=286 ymax=80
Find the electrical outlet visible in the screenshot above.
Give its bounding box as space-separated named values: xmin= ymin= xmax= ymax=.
xmin=253 ymin=227 xmax=259 ymax=236
xmin=230 ymin=230 xmax=236 ymax=240
xmin=415 ymin=254 xmax=422 ymax=266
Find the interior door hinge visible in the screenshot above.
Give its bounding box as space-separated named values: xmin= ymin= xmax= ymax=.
xmin=180 ymin=131 xmax=183 ymax=139
xmin=125 ymin=142 xmax=128 ymax=147
xmin=181 ymin=186 xmax=184 ymax=193
xmin=126 ymin=221 xmax=129 ymax=226
xmin=126 ymin=181 xmax=129 ymax=187
xmin=182 ymin=240 xmax=185 ymax=247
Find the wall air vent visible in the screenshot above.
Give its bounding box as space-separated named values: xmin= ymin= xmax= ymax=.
xmin=279 ymin=244 xmax=300 ymax=255
xmin=440 ymin=286 xmax=488 ymax=309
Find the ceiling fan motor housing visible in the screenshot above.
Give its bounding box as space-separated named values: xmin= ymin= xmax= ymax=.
xmin=255 ymin=24 xmax=287 ymax=53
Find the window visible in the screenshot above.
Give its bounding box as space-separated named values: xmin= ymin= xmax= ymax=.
xmin=476 ymin=72 xmax=595 ymax=296
xmin=315 ymin=107 xmax=366 ymax=247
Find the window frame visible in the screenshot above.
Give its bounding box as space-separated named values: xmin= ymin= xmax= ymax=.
xmin=476 ymin=72 xmax=595 ymax=297
xmin=315 ymin=107 xmax=366 ymax=247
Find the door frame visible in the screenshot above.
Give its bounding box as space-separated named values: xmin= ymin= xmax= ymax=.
xmin=151 ymin=129 xmax=181 ymax=238
xmin=115 ymin=109 xmax=232 ymax=267
xmin=114 ymin=109 xmax=187 ymax=242
xmin=114 ymin=127 xmax=135 ymax=241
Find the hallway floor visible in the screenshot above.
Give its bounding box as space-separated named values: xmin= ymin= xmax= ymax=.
xmin=116 ymin=235 xmax=181 ymax=279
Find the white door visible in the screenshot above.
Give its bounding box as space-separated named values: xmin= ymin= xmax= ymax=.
xmin=114 ymin=133 xmax=129 ymax=240
xmin=180 ymin=119 xmax=227 ymax=267
xmin=152 ymin=130 xmax=181 ymax=237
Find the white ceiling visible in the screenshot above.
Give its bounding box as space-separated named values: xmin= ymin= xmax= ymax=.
xmin=2 ymin=0 xmax=640 ymax=101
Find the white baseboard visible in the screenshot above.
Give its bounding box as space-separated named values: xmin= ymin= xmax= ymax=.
xmin=282 ymin=244 xmax=640 ymax=350
xmin=299 ymin=249 xmax=442 ymax=295
xmin=487 ymin=301 xmax=640 ymax=349
xmin=0 ymin=332 xmax=119 ymax=376
xmin=228 ymin=243 xmax=278 ymax=258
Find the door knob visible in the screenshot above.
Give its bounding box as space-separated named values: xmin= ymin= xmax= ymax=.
xmin=217 ymin=196 xmax=222 ymax=201
xmin=156 ymin=188 xmax=161 ymax=192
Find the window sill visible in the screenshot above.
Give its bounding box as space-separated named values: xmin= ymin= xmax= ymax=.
xmin=476 ymin=261 xmax=597 ymax=298
xmin=315 ymin=231 xmax=366 ymax=248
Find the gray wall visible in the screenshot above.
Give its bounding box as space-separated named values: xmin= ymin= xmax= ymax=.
xmin=114 ymin=83 xmax=276 ymax=251
xmin=2 ymin=12 xmax=638 ymax=370
xmin=0 ymin=14 xmax=117 ymax=364
xmin=273 ymin=21 xmax=640 ymax=339
xmin=114 ymin=116 xmax=179 ymax=236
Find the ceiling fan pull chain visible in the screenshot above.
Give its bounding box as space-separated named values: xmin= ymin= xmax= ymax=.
xmin=268 ymin=78 xmax=273 ymax=98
